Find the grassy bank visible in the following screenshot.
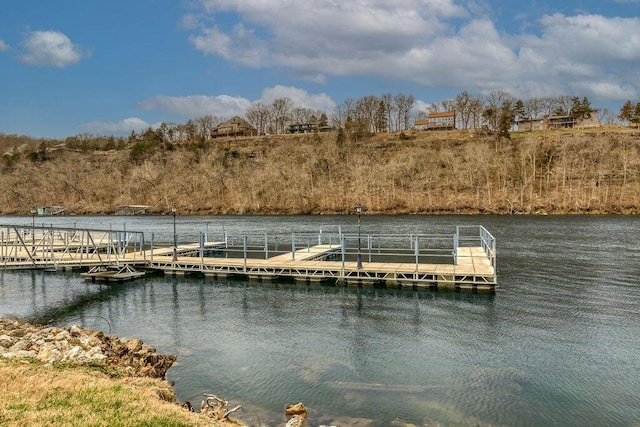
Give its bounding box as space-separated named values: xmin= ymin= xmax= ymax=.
xmin=1 ymin=126 xmax=639 ymax=215
xmin=0 ymin=358 xmax=232 ymax=426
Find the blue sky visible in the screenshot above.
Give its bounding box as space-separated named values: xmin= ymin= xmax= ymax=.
xmin=1 ymin=0 xmax=639 ymax=138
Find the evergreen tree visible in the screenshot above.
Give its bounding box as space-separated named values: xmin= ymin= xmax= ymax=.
xmin=619 ymin=100 xmax=634 ymax=124
xmin=514 ymin=99 xmax=526 ymax=122
xmin=569 ymin=96 xmax=582 ymax=118
xmin=318 ymin=113 xmax=328 ymax=127
xmin=632 ymin=102 xmax=640 ymax=128
xmin=375 ymin=100 xmax=388 ymax=133
xmin=581 ymin=97 xmax=592 ymax=118
xmin=497 ymin=101 xmax=516 ymax=139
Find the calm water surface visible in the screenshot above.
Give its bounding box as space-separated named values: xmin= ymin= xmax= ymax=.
xmin=0 ymin=215 xmax=638 ymax=426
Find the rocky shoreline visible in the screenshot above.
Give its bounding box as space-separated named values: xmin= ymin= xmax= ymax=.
xmin=0 ymin=317 xmax=176 ymax=379
xmin=0 ymin=317 xmax=396 ymax=426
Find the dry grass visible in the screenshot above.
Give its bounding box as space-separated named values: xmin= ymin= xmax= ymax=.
xmin=0 ymin=359 xmax=237 ymax=427
xmin=1 ymin=126 xmax=640 ymax=215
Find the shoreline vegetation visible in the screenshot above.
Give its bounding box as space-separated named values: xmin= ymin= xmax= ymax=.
xmin=0 ymin=317 xmax=242 ymax=426
xmin=1 ymin=126 xmax=640 ymax=216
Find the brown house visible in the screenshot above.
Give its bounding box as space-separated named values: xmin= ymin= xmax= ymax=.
xmin=517 ymin=114 xmax=600 ymax=132
xmin=211 ymin=116 xmax=258 ymax=138
xmin=415 ymin=111 xmax=456 ymax=131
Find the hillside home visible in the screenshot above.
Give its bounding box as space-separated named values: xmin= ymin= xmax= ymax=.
xmin=211 ymin=116 xmax=258 ymax=138
xmin=517 ymin=114 xmax=600 ymax=132
xmin=288 ymin=122 xmax=334 ymax=134
xmin=415 ymin=111 xmax=456 ymax=131
xmin=414 ymin=119 xmax=429 ymax=130
xmin=516 ymin=118 xmax=545 ymax=132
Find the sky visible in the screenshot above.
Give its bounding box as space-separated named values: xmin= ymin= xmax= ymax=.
xmin=1 ymin=0 xmax=639 ymax=138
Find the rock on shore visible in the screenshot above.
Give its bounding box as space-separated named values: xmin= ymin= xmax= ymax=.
xmin=0 ymin=317 xmax=176 ymax=378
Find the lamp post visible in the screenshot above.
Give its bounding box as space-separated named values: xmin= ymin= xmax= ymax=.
xmin=356 ymin=203 xmax=362 ymax=269
xmin=171 ymin=206 xmax=177 ymax=261
xmin=30 ymin=206 xmax=36 ymax=255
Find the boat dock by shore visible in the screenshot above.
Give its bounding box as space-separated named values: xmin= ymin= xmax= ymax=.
xmin=0 ymin=223 xmax=496 ymax=291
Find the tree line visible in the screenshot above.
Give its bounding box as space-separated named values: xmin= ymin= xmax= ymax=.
xmin=1 ymin=90 xmax=634 ymax=159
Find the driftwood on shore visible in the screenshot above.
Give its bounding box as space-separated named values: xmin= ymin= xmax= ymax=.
xmin=200 ymin=393 xmax=242 ymax=421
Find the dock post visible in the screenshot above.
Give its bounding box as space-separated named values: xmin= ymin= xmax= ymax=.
xmin=453 ymin=227 xmax=459 ymax=264
xmin=318 ymin=228 xmax=322 ymax=245
xmin=264 ymin=233 xmax=268 ymax=259
xmin=243 ymin=235 xmax=248 ymax=272
xmin=415 ymin=236 xmax=419 ymax=271
xmin=291 ymin=233 xmax=296 ymax=260
xmin=200 ymin=232 xmax=204 ymax=262
xmin=340 ymin=233 xmax=345 ymax=275
xmin=150 ymin=233 xmax=154 ymax=262
xmin=222 ymin=225 xmax=227 ymax=248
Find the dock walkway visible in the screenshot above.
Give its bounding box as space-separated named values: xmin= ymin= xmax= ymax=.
xmin=0 ymin=224 xmax=497 ymax=291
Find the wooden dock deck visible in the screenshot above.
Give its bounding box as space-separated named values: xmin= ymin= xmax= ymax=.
xmin=1 ymin=224 xmax=497 ymax=291
xmin=143 ymin=244 xmax=495 ymax=290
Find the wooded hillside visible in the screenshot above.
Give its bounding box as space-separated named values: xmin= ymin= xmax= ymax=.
xmin=1 ymin=127 xmax=639 ymax=215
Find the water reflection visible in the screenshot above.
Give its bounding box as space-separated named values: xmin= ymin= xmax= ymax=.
xmin=1 ymin=215 xmax=640 ymax=426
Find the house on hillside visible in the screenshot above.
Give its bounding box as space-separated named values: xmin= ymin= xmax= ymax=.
xmin=288 ymin=122 xmax=333 ymax=133
xmin=414 ymin=119 xmax=429 ymax=130
xmin=516 ymin=118 xmax=545 ymax=132
xmin=546 ymin=114 xmax=600 ymax=129
xmin=211 ymin=116 xmax=258 ymax=138
xmin=517 ymin=114 xmax=600 ymax=132
xmin=415 ymin=111 xmax=456 ymax=131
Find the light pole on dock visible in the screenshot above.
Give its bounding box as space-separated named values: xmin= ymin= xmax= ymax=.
xmin=356 ymin=203 xmax=362 ymax=269
xmin=30 ymin=206 xmax=36 ymax=255
xmin=172 ymin=206 xmax=177 ymax=262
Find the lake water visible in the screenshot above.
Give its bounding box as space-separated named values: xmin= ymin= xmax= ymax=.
xmin=1 ymin=215 xmax=639 ymax=426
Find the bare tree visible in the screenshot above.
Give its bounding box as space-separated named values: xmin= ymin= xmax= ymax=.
xmin=469 ymin=97 xmax=485 ymax=128
xmin=246 ymin=102 xmax=271 ymax=135
xmin=524 ymin=98 xmax=542 ymax=119
xmin=442 ymin=99 xmax=456 ymax=112
xmin=598 ymin=108 xmax=617 ymax=125
xmin=428 ymin=102 xmax=442 ymax=113
xmin=394 ymin=93 xmax=415 ymax=131
xmin=539 ymin=97 xmax=557 ymax=116
xmin=195 ymin=115 xmax=221 ymax=141
xmin=290 ymin=107 xmax=317 ymax=125
xmin=484 ymin=91 xmax=514 ymax=129
xmin=381 ymin=93 xmax=395 ymax=132
xmin=355 ymin=95 xmax=379 ymax=132
xmin=454 ymin=91 xmax=483 ymax=129
xmin=555 ymin=95 xmax=574 ymax=116
xmin=270 ymin=97 xmax=294 ymax=134
xmin=331 ymin=103 xmax=347 ymax=129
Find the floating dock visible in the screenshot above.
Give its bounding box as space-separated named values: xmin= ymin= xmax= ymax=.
xmin=81 ymin=265 xmax=145 ymax=282
xmin=0 ymin=223 xmax=497 ymax=291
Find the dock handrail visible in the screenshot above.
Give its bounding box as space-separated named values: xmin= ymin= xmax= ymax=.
xmin=455 ymin=225 xmax=496 ymax=271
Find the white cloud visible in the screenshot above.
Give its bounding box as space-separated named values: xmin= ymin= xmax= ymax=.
xmin=137 ymin=94 xmax=252 ymax=117
xmin=19 ymin=30 xmax=86 ymax=67
xmin=258 ymin=86 xmax=336 ymax=111
xmin=0 ymin=39 xmax=9 ymax=52
xmin=413 ymin=100 xmax=431 ymax=113
xmin=185 ymin=1 xmax=640 ymax=103
xmin=79 ymin=118 xmax=155 ymax=135
xmin=188 ymin=0 xmax=463 ymax=73
xmin=137 ymin=86 xmax=336 ymax=118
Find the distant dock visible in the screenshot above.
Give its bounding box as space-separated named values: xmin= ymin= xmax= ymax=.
xmin=0 ymin=223 xmax=496 ymax=291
